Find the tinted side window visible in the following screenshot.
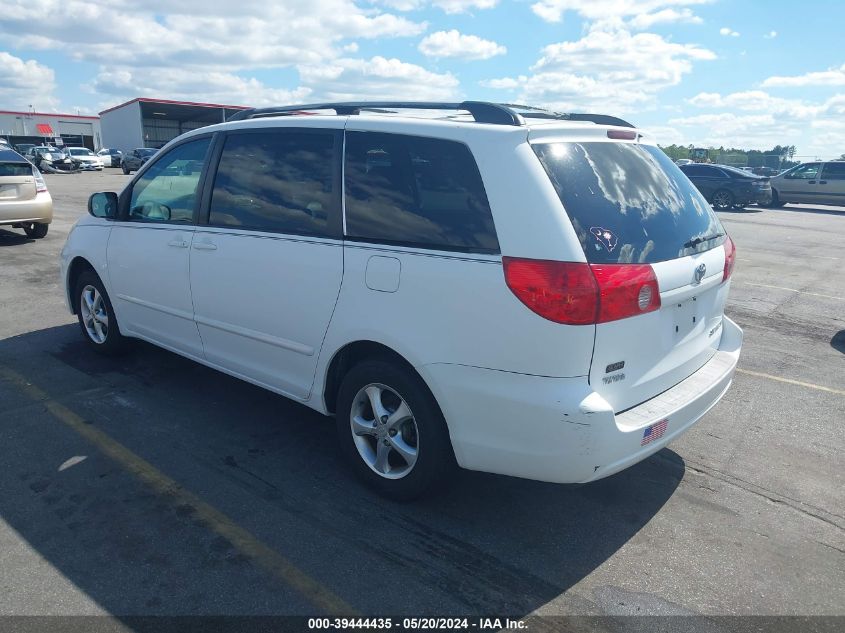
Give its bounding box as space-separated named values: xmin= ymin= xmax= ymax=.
xmin=786 ymin=163 xmax=820 ymax=179
xmin=344 ymin=132 xmax=498 ymax=253
xmin=209 ymin=131 xmax=336 ymax=236
xmin=129 ymin=137 xmax=210 ymax=223
xmin=821 ymin=162 xmax=845 ymax=180
xmin=697 ymin=166 xmax=725 ymax=177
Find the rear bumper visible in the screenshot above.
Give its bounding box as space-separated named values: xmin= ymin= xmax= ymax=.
xmin=421 ymin=317 xmax=742 ymax=484
xmin=0 ymin=192 xmax=53 ymax=225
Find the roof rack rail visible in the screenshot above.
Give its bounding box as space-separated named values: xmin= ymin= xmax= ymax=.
xmin=227 ymin=101 xmax=524 ymax=126
xmin=560 ymin=113 xmax=635 ymax=128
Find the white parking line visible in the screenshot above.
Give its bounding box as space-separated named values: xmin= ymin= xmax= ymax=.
xmin=736 ymin=368 xmax=845 ymax=397
xmin=738 ymin=282 xmax=844 ymax=301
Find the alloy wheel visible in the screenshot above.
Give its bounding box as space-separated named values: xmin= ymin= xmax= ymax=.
xmin=713 ymin=191 xmax=732 ymax=209
xmin=79 ymin=285 xmax=109 ymax=344
xmin=349 ymin=383 xmax=419 ymax=479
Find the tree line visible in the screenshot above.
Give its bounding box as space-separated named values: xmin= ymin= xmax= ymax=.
xmin=659 ymin=144 xmax=800 ymax=168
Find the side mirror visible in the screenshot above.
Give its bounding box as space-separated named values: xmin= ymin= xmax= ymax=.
xmin=88 ymin=192 xmax=118 ymax=219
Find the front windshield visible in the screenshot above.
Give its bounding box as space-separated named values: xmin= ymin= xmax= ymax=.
xmin=70 ymin=149 xmax=94 ymax=156
xmin=139 ymin=149 xmax=157 ymax=157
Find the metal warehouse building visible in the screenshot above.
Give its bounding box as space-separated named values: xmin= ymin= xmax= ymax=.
xmin=0 ymin=110 xmax=102 ymax=150
xmin=99 ymin=97 xmax=249 ymax=153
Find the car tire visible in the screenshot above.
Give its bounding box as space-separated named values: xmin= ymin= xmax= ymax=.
xmin=74 ymin=270 xmax=129 ymax=356
xmin=712 ymin=189 xmax=734 ymax=210
xmin=122 ymin=163 xmax=130 ymax=174
xmin=22 ymin=223 xmax=48 ymax=239
xmin=335 ymin=359 xmax=456 ymax=501
xmin=766 ymin=189 xmax=786 ymax=208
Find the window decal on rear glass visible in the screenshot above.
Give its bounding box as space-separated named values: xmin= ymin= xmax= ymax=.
xmin=590 ymin=226 xmax=618 ymax=252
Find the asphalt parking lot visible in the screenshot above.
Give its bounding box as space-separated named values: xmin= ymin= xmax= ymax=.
xmin=0 ymin=171 xmax=843 ymax=624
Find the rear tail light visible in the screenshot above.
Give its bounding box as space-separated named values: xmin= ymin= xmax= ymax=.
xmin=591 ymin=264 xmax=661 ymax=322
xmin=502 ymin=258 xmax=598 ymax=325
xmin=32 ymin=166 xmax=47 ymax=193
xmin=607 ymin=129 xmax=638 ymax=140
xmin=502 ymin=257 xmax=661 ymax=325
xmin=723 ymin=236 xmax=736 ymax=282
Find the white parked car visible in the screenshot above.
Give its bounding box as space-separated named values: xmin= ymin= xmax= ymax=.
xmin=60 ymin=101 xmax=742 ymax=499
xmin=67 ymin=147 xmax=104 ymax=170
xmin=97 ymin=148 xmax=123 ymax=168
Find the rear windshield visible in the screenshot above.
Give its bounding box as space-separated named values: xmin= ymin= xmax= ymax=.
xmin=0 ymin=162 xmax=32 ymax=177
xmin=533 ymin=142 xmax=725 ymax=264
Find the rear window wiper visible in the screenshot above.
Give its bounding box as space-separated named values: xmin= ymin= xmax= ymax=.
xmin=684 ymin=233 xmax=724 ymax=249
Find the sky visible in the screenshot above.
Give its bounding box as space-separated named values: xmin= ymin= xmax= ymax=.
xmin=1 ymin=0 xmax=843 ymax=159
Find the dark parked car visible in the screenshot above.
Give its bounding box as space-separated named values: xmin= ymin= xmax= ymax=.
xmin=121 ymin=148 xmax=157 ymax=174
xmin=679 ymin=163 xmax=772 ymax=209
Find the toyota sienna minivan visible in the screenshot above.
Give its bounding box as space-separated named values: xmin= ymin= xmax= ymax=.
xmin=60 ymin=102 xmax=742 ymax=499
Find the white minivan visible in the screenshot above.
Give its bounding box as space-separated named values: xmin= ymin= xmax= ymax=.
xmin=60 ymin=102 xmax=742 ymax=499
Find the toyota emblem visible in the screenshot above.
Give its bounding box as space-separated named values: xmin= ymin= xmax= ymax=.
xmin=694 ymin=263 xmax=707 ymax=284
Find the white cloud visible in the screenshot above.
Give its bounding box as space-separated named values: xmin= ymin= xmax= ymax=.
xmin=0 ymin=0 xmax=426 ymax=70
xmin=639 ymin=124 xmax=684 ymax=145
xmin=480 ymin=77 xmax=523 ymax=90
xmin=675 ymin=90 xmax=845 ymax=157
xmin=687 ymin=90 xmax=823 ymax=118
xmin=764 ymin=30 xmax=777 ymax=39
xmin=91 ymin=68 xmax=312 ymax=108
xmin=419 ymin=30 xmax=506 ymax=60
xmin=530 ymin=0 xmax=711 ymax=25
xmin=0 ymin=0 xmax=452 ymax=110
xmin=762 ymin=64 xmax=845 ymax=88
xmin=377 ymin=0 xmax=497 ymax=13
xmin=629 ymin=8 xmax=702 ymax=29
xmin=532 ymin=29 xmax=714 ymax=80
xmin=484 ymin=28 xmax=714 ymax=113
xmin=666 ymin=112 xmax=809 ymax=152
xmin=298 ymin=56 xmax=460 ymax=101
xmin=434 ymin=0 xmax=498 ymax=12
xmin=0 ymin=51 xmax=58 ymax=111
xmin=719 ymin=27 xmax=739 ymax=37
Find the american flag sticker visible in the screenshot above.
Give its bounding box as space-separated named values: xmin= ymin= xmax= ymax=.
xmin=641 ymin=419 xmax=669 ymax=446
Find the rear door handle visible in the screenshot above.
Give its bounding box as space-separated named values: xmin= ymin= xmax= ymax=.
xmin=808 ymin=180 xmax=817 ymax=184
xmin=167 ymin=239 xmax=188 ymax=248
xmin=819 ymin=180 xmax=828 ymax=185
xmin=193 ymin=241 xmax=218 ymax=251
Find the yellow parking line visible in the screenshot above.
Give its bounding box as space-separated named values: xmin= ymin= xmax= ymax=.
xmin=0 ymin=364 xmax=355 ymax=616
xmin=736 ymin=368 xmax=845 ymax=396
xmin=740 ymin=281 xmax=844 ymax=301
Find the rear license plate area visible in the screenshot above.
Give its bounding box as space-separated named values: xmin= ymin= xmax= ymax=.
xmin=0 ymin=184 xmax=18 ymax=199
xmin=673 ymin=296 xmax=700 ymax=339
